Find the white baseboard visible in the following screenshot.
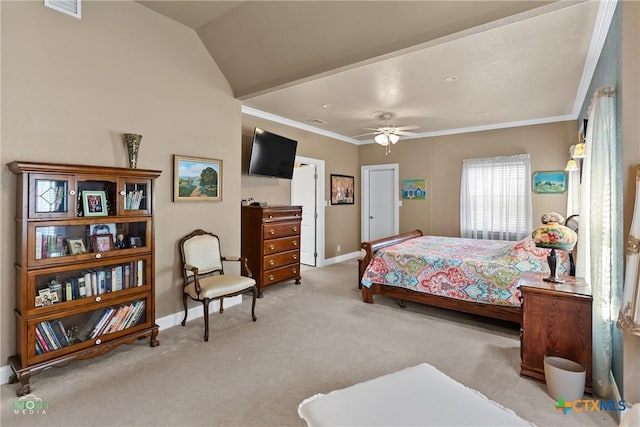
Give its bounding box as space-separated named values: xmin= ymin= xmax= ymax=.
xmin=0 ymin=295 xmax=242 ymax=385
xmin=611 ymin=370 xmax=628 ymax=423
xmin=324 ymin=251 xmax=361 ymax=265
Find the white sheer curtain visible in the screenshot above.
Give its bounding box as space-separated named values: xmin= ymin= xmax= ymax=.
xmin=575 ymin=87 xmax=622 ymax=397
xmin=460 ymin=154 xmax=532 ymax=241
xmin=566 ymin=168 xmax=581 ymax=217
xmin=617 ymin=167 xmax=640 ymax=334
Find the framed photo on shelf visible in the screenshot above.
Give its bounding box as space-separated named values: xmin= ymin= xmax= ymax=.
xmin=89 ymin=223 xmax=117 ymax=241
xmin=82 ymin=190 xmax=108 ymax=217
xmin=66 ymin=238 xmax=87 ymax=255
xmin=91 ymin=234 xmax=114 ymax=253
xmin=532 ymin=171 xmax=567 ymax=194
xmin=173 ymin=155 xmax=222 ymax=202
xmin=330 ymin=174 xmax=355 ymax=205
xmin=128 ymin=236 xmax=142 ymax=248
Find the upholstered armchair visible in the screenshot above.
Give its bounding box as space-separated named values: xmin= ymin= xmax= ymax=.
xmin=178 ymin=229 xmax=258 ymax=341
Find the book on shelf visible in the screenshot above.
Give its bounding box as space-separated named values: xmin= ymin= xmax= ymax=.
xmin=35 ymin=339 xmax=44 ymax=355
xmin=84 ymin=272 xmax=93 ymax=297
xmin=38 ymin=322 xmax=59 ymax=351
xmin=34 ymin=325 xmax=51 ymax=353
xmin=54 ymin=320 xmax=73 ymax=346
xmin=136 ymin=260 xmax=144 ymax=286
xmin=90 ymin=307 xmax=116 ymax=339
xmin=79 ymin=309 xmax=107 ymax=341
xmin=112 ymin=304 xmax=134 ymax=332
xmin=124 ymin=301 xmax=146 ymax=329
xmin=35 ymin=230 xmax=43 ymax=260
xmin=65 ymin=281 xmax=73 ymax=302
xmin=50 ymin=320 xmax=70 ymax=347
xmin=126 ymin=189 xmax=144 ymax=210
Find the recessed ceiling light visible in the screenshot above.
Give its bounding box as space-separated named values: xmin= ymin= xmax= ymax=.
xmin=445 ymin=76 xmax=458 ymax=82
xmin=309 ymin=119 xmax=328 ymax=125
xmin=321 ymin=103 xmax=332 ymax=108
xmin=476 ymin=112 xmax=485 ymax=116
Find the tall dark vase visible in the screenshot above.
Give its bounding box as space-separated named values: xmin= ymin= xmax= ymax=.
xmin=543 ymin=248 xmax=565 ymax=283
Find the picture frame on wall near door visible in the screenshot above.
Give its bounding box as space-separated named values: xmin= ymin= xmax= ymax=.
xmin=330 ymin=174 xmax=354 ymax=205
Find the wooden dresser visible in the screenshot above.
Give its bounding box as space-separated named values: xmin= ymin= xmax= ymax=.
xmin=241 ymin=205 xmax=302 ymax=296
xmin=519 ymin=272 xmax=592 ymax=393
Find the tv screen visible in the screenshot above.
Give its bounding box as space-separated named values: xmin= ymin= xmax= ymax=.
xmin=248 ymin=128 xmax=298 ymax=179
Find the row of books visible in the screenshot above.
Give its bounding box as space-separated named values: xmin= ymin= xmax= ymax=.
xmin=34 ymin=232 xmax=65 ymax=260
xmin=77 ymin=300 xmax=146 ymax=341
xmin=35 ymin=320 xmax=72 ymax=355
xmin=39 ymin=260 xmax=146 ymax=307
xmin=125 ymin=190 xmax=144 ymax=210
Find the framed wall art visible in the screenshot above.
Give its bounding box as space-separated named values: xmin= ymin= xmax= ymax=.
xmin=173 ymin=155 xmax=222 ymax=201
xmin=330 ymin=174 xmax=354 ymax=205
xmin=401 ymin=179 xmax=426 ymax=200
xmin=532 ymin=171 xmax=567 ymax=194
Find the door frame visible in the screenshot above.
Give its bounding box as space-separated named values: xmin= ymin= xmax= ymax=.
xmin=361 ymin=163 xmax=400 ymax=242
xmin=292 ymin=155 xmax=325 ymax=267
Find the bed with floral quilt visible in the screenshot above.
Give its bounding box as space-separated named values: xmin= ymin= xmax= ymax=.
xmin=358 ymin=230 xmax=572 ymax=324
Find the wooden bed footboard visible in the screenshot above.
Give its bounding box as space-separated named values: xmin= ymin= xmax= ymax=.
xmin=358 ymin=230 xmax=522 ymax=325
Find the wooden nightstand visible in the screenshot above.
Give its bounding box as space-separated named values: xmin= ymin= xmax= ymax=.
xmin=519 ymin=272 xmax=592 ymax=393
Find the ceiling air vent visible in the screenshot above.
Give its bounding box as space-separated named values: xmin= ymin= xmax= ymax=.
xmin=44 ymin=0 xmax=81 ymax=19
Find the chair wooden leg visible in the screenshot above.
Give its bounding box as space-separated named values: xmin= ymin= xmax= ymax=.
xmin=181 ymin=293 xmax=188 ymax=326
xmin=251 ymin=286 xmax=257 ymax=321
xmin=219 ymin=297 xmax=224 ymax=314
xmin=202 ymin=298 xmax=210 ymax=342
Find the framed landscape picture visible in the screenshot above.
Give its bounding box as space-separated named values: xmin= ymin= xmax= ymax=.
xmin=174 ymin=155 xmax=222 ymax=201
xmin=532 ymin=171 xmax=567 ymax=194
xmin=330 ymin=174 xmax=354 ymax=205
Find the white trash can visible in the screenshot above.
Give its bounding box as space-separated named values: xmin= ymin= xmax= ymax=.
xmin=543 ymin=356 xmax=586 ymax=401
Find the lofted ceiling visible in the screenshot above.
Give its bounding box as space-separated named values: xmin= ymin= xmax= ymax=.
xmin=138 ymin=1 xmax=610 ymax=145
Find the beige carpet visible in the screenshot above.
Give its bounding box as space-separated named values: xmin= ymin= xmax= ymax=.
xmin=1 ymin=260 xmax=617 ymax=426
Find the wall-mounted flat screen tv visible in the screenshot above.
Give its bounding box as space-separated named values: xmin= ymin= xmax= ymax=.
xmin=248 ymin=127 xmax=298 ymax=179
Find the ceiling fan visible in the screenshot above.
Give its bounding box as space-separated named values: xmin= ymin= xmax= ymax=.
xmin=352 ymin=112 xmax=419 ymax=154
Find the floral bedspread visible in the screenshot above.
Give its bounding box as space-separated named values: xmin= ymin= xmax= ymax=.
xmin=360 ymin=235 xmax=571 ymax=307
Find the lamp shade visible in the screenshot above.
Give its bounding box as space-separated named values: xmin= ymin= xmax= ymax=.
xmin=572 ymin=142 xmax=586 ymax=159
xmin=531 ymin=212 xmax=577 ymax=251
xmin=565 ymin=159 xmax=579 ymax=171
xmin=389 ymin=133 xmax=400 ymax=144
xmin=374 ymin=134 xmax=389 ymax=146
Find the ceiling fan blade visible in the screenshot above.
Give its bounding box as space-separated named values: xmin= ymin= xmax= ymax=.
xmin=393 ymin=125 xmax=419 ymax=131
xmin=351 ymin=131 xmax=378 ymax=138
xmin=394 ymin=130 xmax=418 ymax=136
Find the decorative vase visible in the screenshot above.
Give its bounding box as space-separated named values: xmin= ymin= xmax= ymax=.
xmin=123 ymin=133 xmax=143 ymax=169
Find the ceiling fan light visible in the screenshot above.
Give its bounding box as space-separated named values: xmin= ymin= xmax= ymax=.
xmin=374 ymin=134 xmax=389 ymax=146
xmin=389 ymin=134 xmax=400 ymax=144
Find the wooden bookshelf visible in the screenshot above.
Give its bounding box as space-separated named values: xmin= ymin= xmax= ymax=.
xmin=7 ymin=161 xmax=161 ymax=396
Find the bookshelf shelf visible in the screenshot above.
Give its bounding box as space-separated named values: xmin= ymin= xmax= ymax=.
xmin=8 ymin=161 xmax=162 ymax=396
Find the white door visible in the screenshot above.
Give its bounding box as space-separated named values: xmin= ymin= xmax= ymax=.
xmin=292 ymin=163 xmax=317 ymax=266
xmin=361 ymin=164 xmax=399 ymax=242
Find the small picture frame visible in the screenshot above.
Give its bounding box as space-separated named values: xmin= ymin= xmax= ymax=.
xmin=82 ymin=190 xmax=108 ymax=217
xmin=91 ymin=234 xmax=114 ymax=252
xmin=66 ymin=238 xmax=86 ymax=255
xmin=128 ymin=236 xmax=142 ymax=248
xmin=330 ymin=174 xmax=355 ymax=205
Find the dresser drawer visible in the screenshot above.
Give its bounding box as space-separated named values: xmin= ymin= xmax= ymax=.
xmin=264 ymin=221 xmax=300 ymax=239
xmin=262 ymin=264 xmax=300 ymax=286
xmin=261 ymin=208 xmax=301 ymax=221
xmin=264 ymin=250 xmax=299 ymax=270
xmin=264 ymin=236 xmax=299 ymax=254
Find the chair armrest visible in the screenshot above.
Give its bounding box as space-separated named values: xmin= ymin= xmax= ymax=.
xmin=183 ymin=263 xmax=202 ymax=295
xmin=221 ymin=256 xmax=253 ymax=278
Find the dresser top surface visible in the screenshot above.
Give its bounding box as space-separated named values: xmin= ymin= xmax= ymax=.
xmin=518 ymin=272 xmax=592 ymax=297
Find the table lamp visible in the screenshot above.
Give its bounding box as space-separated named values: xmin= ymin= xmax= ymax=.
xmin=531 ymin=212 xmax=578 ymax=283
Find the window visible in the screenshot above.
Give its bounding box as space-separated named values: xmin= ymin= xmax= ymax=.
xmin=460 ymin=154 xmax=532 ymax=241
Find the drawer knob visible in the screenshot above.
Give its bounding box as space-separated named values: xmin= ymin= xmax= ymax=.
xmin=268 ymin=275 xmax=275 ymax=281
xmin=69 ymin=190 xmax=76 ymax=196
xmin=95 ymin=296 xmax=101 ymax=302
xmin=95 ymin=253 xmax=102 ymax=259
xmin=292 ymin=240 xmax=298 ymax=246
xmin=120 ymin=190 xmax=126 ymax=196
xmin=292 ymin=269 xmax=298 ymax=274
xmin=95 ymin=339 xmax=102 ymax=345
xmin=292 ymin=227 xmax=298 ymax=232
xmin=268 ymin=260 xmax=275 ymax=266
xmin=292 ymin=254 xmax=297 ymax=260
xmin=269 ymin=229 xmax=276 ymax=235
xmin=268 ymin=215 xmax=273 ymax=219
xmin=269 ymin=244 xmax=275 ymax=250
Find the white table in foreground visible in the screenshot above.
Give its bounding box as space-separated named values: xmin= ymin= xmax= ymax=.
xmin=298 ymin=363 xmax=533 ymax=426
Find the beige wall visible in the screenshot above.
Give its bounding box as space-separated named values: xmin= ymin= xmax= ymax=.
xmin=359 ymin=121 xmax=576 ymax=236
xmin=241 ymin=115 xmax=361 ymax=259
xmin=0 ymin=1 xmax=241 ymax=361
xmin=621 ymin=0 xmax=640 ymax=404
